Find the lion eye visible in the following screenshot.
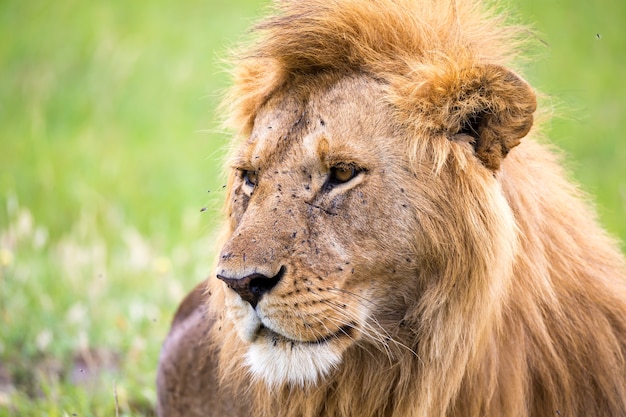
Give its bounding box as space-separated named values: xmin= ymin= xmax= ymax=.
xmin=243 ymin=170 xmax=258 ymax=188
xmin=329 ymin=164 xmax=359 ymax=185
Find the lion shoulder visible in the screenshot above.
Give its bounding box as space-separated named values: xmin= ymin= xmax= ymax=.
xmin=156 ymin=281 xmax=251 ymax=417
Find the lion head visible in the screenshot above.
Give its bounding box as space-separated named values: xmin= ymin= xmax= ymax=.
xmin=214 ymin=65 xmax=533 ymax=387
xmin=212 ymin=0 xmax=539 ymax=391
xmin=157 ymin=0 xmax=626 ymax=416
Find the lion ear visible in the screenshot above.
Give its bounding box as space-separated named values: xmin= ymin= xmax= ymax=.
xmin=424 ymin=64 xmax=537 ymax=170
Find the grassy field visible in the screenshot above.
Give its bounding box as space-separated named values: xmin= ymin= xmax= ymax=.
xmin=1 ymin=0 xmax=624 ymax=415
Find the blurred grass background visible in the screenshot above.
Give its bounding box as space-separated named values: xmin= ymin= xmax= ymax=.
xmin=0 ymin=0 xmax=624 ymax=415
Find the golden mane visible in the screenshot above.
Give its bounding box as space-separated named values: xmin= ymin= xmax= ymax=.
xmin=224 ymin=0 xmax=525 ymax=135
xmin=217 ymin=2 xmax=626 ymax=415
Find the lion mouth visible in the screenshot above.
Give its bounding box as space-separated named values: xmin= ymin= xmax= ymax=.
xmin=256 ymin=323 xmax=354 ymax=346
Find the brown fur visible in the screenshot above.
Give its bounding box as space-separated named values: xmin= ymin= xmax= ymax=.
xmin=157 ymin=0 xmax=626 ymax=416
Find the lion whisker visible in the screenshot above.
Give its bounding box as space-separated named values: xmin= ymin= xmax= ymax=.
xmin=325 ymin=287 xmax=385 ymax=308
xmin=318 ymin=289 xmax=422 ymax=360
xmin=316 ymin=297 xmax=421 ymax=364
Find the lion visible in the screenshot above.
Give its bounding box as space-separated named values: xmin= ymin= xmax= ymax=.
xmin=156 ymin=0 xmax=626 ymax=416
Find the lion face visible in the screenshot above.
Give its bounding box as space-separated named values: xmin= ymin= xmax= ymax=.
xmin=215 ymin=76 xmax=423 ymax=386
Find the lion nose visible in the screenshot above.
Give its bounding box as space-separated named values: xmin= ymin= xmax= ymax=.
xmin=217 ymin=266 xmax=285 ymax=308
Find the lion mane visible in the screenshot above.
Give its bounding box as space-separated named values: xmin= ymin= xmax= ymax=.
xmin=156 ymin=0 xmax=626 ymax=416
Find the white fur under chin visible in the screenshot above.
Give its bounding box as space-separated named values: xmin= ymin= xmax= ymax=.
xmin=244 ymin=337 xmax=342 ymax=387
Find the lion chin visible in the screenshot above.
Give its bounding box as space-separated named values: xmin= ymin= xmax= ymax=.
xmin=244 ymin=329 xmax=343 ymax=387
xmin=226 ymin=294 xmax=348 ymax=387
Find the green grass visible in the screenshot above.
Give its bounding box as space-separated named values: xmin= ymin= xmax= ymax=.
xmin=0 ymin=0 xmax=624 ymax=415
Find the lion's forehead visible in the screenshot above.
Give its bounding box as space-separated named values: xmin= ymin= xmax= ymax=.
xmin=245 ymin=75 xmax=395 ymax=169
